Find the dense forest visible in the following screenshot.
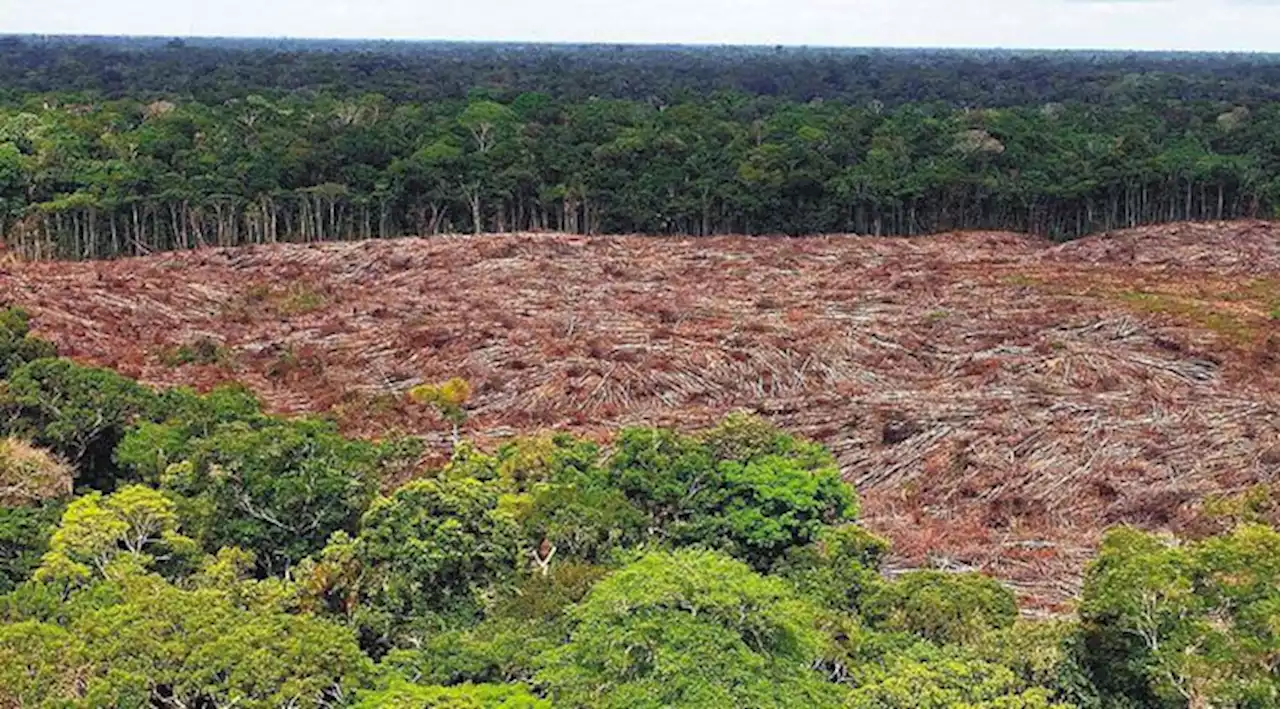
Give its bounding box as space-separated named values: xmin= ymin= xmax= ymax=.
xmin=5 ymin=305 xmax=1280 ymax=708
xmin=3 ymin=38 xmax=1280 ymax=257
xmin=9 ymin=36 xmax=1280 ymax=106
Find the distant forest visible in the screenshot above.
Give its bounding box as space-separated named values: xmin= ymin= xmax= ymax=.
xmin=3 ymin=36 xmax=1280 ymax=258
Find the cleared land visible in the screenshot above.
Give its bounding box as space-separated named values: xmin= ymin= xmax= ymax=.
xmin=4 ymin=220 xmax=1279 ymax=610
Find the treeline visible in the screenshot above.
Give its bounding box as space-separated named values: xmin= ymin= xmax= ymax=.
xmin=4 ymin=305 xmax=1280 ymax=708
xmin=2 ymin=92 xmax=1278 ymax=258
xmin=8 ymin=36 xmax=1280 ymax=107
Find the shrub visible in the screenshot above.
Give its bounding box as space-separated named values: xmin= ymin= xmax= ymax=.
xmin=158 ymin=336 xmax=229 ymax=367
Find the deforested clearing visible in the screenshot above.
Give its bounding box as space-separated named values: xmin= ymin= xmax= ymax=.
xmin=5 ymin=219 xmax=1279 ymax=610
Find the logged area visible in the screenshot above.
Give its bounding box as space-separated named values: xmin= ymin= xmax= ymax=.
xmin=6 ymin=219 xmax=1278 ymax=609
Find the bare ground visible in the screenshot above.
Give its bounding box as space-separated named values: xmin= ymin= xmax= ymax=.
xmin=5 ymin=220 xmax=1280 ymax=610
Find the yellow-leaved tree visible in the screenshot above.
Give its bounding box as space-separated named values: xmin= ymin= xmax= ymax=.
xmin=409 ymin=377 xmax=472 ymax=448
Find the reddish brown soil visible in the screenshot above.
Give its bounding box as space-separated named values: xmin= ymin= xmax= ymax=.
xmin=5 ymin=220 xmax=1280 ymax=610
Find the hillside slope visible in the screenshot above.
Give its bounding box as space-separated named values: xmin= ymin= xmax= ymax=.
xmin=4 ymin=220 xmax=1279 ymax=608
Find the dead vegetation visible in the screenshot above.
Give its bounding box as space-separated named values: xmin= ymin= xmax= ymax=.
xmin=4 ymin=220 xmax=1280 ymax=609
xmin=0 ymin=437 xmax=74 ymax=507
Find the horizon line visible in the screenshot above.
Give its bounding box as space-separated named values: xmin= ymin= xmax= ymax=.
xmin=5 ymin=32 xmax=1280 ymax=57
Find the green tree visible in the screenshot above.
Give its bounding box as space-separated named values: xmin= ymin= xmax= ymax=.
xmin=537 ymin=548 xmax=845 ymax=709
xmin=0 ymin=307 xmax=56 ymax=379
xmin=61 ymin=571 xmax=371 ymax=708
xmin=772 ymin=523 xmax=890 ymax=612
xmin=410 ymin=377 xmax=473 ymax=446
xmin=846 ymin=644 xmax=1076 ymax=709
xmin=863 ymin=570 xmax=1018 ymax=646
xmin=35 ymin=485 xmax=196 ymax=586
xmin=355 ymin=680 xmax=550 ymax=709
xmin=607 ymin=416 xmax=858 ymax=569
xmin=344 ymin=477 xmax=523 ymax=643
xmin=377 ymin=563 xmax=606 ymax=688
xmin=0 ymin=620 xmax=93 ymax=707
xmin=0 ymin=502 xmax=63 ymax=592
xmin=114 ymin=383 xmax=267 ymax=483
xmin=1081 ymin=525 xmax=1280 ymax=708
xmin=158 ymin=417 xmax=386 ymax=573
xmin=1 ymin=358 xmax=156 ymax=489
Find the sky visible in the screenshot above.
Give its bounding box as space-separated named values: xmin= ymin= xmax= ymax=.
xmin=4 ymin=0 xmax=1280 ymax=52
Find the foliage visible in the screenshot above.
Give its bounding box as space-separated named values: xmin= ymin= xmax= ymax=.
xmin=114 ymin=383 xmax=267 ymax=483
xmin=7 ymin=351 xmax=1280 ymax=709
xmin=438 ymin=434 xmax=642 ymax=567
xmin=487 ymin=433 xmax=602 ymax=493
xmin=490 ymin=561 xmax=608 ymax=623
xmin=35 ymin=485 xmax=197 ymax=586
xmin=972 ymin=622 xmax=1102 ymax=709
xmin=11 ymin=38 xmax=1280 ymax=109
xmin=1 ymin=358 xmax=157 ymax=489
xmin=0 ymin=620 xmax=92 ymax=708
xmin=379 ymin=564 xmax=608 ymax=688
xmin=0 ymin=502 xmax=62 ymax=592
xmin=537 ymin=548 xmax=846 ymax=708
xmin=846 ymin=643 xmax=1076 ymax=709
xmin=863 ymin=570 xmax=1019 ymax=646
xmin=607 ymin=418 xmax=858 ymax=569
xmin=378 ymin=619 xmax=553 ymax=689
xmin=0 ymin=306 xmax=56 ymax=379
xmin=158 ymin=336 xmax=230 ymax=367
xmin=1 ymin=570 xmax=372 ymax=708
xmin=772 ymin=523 xmax=890 ymax=611
xmin=1080 ymin=524 xmax=1280 ymax=708
xmin=344 ymin=477 xmax=523 ymax=642
xmin=411 ymin=377 xmax=473 ymax=443
xmin=6 ymin=75 xmax=1280 ymax=259
xmin=125 ymin=399 xmax=389 ymax=572
xmin=355 ymin=679 xmax=551 ymax=709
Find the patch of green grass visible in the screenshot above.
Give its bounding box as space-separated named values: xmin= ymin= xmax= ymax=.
xmin=241 ymin=282 xmax=328 ymax=317
xmin=160 ymin=337 xmax=230 ymax=367
xmin=276 ymin=284 xmax=327 ymax=316
xmin=1120 ymin=291 xmax=1257 ymax=344
xmin=1000 ymin=274 xmax=1043 ymax=287
xmin=1215 ymin=279 xmax=1280 ymax=304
